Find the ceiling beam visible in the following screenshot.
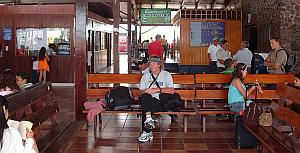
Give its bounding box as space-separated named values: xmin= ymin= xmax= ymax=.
xmin=166 ymin=0 xmax=168 ymax=9
xmin=210 ymin=0 xmax=217 ymax=9
xmin=102 ymin=2 xmax=128 ymax=16
xmin=180 ymin=0 xmax=184 ymax=9
xmin=17 ymin=0 xmax=127 ymax=4
xmin=195 ymin=0 xmax=199 ymax=9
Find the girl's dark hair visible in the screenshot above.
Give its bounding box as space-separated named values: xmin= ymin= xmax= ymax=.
xmin=231 ymin=63 xmax=247 ymax=83
xmin=3 ymin=69 xmax=20 ymax=91
xmin=0 ymin=96 xmax=9 ymax=148
xmin=39 ymin=47 xmax=46 ymax=60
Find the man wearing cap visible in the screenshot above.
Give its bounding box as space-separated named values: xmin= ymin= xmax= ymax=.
xmin=148 ymin=34 xmax=164 ymax=60
xmin=208 ymin=37 xmax=221 ymax=73
xmin=138 ymin=56 xmax=175 ymax=142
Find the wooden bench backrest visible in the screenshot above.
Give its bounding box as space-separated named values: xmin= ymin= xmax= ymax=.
xmin=195 ymin=74 xmax=294 ymax=100
xmin=195 ymin=74 xmax=295 ymax=84
xmin=196 ymin=90 xmax=278 ymax=100
xmin=87 ymin=74 xmax=194 ymax=100
xmin=7 ymin=83 xmax=52 ymax=115
xmin=272 ymin=84 xmax=300 ymax=130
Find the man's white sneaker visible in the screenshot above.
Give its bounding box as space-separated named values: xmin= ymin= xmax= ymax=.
xmin=144 ymin=118 xmax=155 ymax=129
xmin=138 ymin=131 xmax=153 ymax=142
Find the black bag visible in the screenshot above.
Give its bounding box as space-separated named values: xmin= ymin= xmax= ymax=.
xmin=148 ymin=72 xmax=182 ymax=111
xmin=235 ymin=115 xmax=259 ymax=149
xmin=105 ymin=86 xmax=133 ymax=110
xmin=159 ymin=93 xmax=183 ymax=111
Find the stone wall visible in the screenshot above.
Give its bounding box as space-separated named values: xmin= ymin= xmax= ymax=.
xmin=242 ymin=0 xmax=300 ymax=72
xmin=242 ymin=0 xmax=280 ymax=52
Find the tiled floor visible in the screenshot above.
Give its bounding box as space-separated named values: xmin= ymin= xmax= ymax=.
xmin=52 ymin=87 xmax=257 ymax=153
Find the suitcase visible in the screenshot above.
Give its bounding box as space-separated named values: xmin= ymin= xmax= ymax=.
xmin=235 ymin=115 xmax=259 ymax=149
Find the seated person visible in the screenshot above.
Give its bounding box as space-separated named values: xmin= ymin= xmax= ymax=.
xmin=0 ymin=69 xmax=20 ymax=96
xmin=16 ymin=72 xmax=33 ymax=90
xmin=0 ymin=95 xmax=37 ymax=153
xmin=220 ymin=59 xmax=236 ymax=74
xmin=138 ymin=58 xmax=150 ymax=74
xmin=228 ymin=63 xmax=260 ymax=113
xmin=138 ymin=56 xmax=175 ymax=142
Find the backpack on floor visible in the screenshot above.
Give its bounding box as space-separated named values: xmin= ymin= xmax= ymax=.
xmin=105 ymin=86 xmax=133 ymax=110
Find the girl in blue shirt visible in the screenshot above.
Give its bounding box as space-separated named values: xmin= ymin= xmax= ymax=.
xmin=228 ymin=63 xmax=258 ymax=113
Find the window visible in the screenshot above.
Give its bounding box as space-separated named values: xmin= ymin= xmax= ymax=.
xmin=16 ymin=28 xmax=70 ymax=56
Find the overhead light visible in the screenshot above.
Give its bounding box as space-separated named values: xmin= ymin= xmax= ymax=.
xmin=230 ymin=5 xmax=235 ymax=9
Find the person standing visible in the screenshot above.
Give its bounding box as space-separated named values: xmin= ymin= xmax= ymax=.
xmin=265 ymin=37 xmax=287 ymax=74
xmin=161 ymin=35 xmax=168 ymax=60
xmin=38 ymin=47 xmax=50 ymax=83
xmin=216 ymin=40 xmax=232 ymax=73
xmin=207 ymin=37 xmax=220 ymax=73
xmin=138 ymin=56 xmax=175 ymax=142
xmin=148 ymin=34 xmax=164 ymax=60
xmin=233 ymin=41 xmax=253 ymax=72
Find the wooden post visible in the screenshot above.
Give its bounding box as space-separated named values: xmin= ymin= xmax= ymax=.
xmin=75 ymin=0 xmax=87 ymax=120
xmin=113 ymin=0 xmax=120 ymax=73
xmin=127 ymin=1 xmax=132 ymax=73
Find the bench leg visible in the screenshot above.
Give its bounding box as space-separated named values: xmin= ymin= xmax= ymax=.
xmin=202 ymin=116 xmax=206 ymax=133
xmin=184 ymin=115 xmax=188 ymax=133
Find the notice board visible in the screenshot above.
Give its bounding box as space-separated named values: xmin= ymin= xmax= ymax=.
xmin=190 ymin=22 xmax=225 ymax=47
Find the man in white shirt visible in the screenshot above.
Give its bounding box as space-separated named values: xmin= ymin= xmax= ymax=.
xmin=138 ymin=56 xmax=175 ymax=142
xmin=233 ymin=41 xmax=253 ymax=72
xmin=207 ymin=37 xmax=220 ymax=73
xmin=216 ymin=40 xmax=232 ymax=73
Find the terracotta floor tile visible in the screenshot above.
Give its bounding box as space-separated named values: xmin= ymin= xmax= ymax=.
xmin=162 ymin=138 xmax=183 ymax=144
xmin=63 ymin=148 xmax=90 ymax=153
xmin=162 ymin=144 xmax=185 ymax=150
xmin=90 ymin=148 xmax=114 ymax=153
xmin=186 ymin=150 xmax=209 ymax=153
xmin=139 ymin=150 xmax=162 ymax=153
xmin=183 ymin=138 xmax=204 ymax=143
xmin=139 ymin=143 xmax=161 ymax=150
xmin=95 ymin=138 xmax=118 ymax=146
xmin=160 ymin=132 xmax=183 ymax=138
xmin=204 ymin=138 xmax=226 ymax=143
xmin=122 ymin=127 xmax=140 ymax=132
xmin=161 ymin=150 xmax=186 ymax=153
xmin=182 ymin=132 xmax=203 ymax=138
xmin=207 ymin=143 xmax=231 ymax=150
xmin=120 ymin=132 xmax=140 ymax=137
xmin=184 ymin=143 xmax=208 ymax=150
xmin=209 ymin=150 xmax=233 ymax=153
xmin=118 ymin=137 xmax=139 ymax=143
xmin=115 ymin=143 xmax=138 ymax=150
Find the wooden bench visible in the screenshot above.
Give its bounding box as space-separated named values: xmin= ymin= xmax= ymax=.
xmin=85 ymin=73 xmax=196 ymax=133
xmin=6 ymin=82 xmax=84 ymax=153
xmin=243 ymin=84 xmax=300 ymax=153
xmin=195 ymin=74 xmax=295 ymax=132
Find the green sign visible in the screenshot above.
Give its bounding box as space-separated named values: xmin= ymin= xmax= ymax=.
xmin=141 ymin=8 xmax=171 ymax=24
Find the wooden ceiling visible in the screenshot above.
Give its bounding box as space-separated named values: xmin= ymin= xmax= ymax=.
xmin=0 ymin=0 xmax=242 ymax=21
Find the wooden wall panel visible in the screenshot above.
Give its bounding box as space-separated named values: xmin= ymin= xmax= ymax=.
xmin=0 ymin=5 xmax=75 ymax=83
xmin=177 ymin=19 xmax=242 ymax=65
